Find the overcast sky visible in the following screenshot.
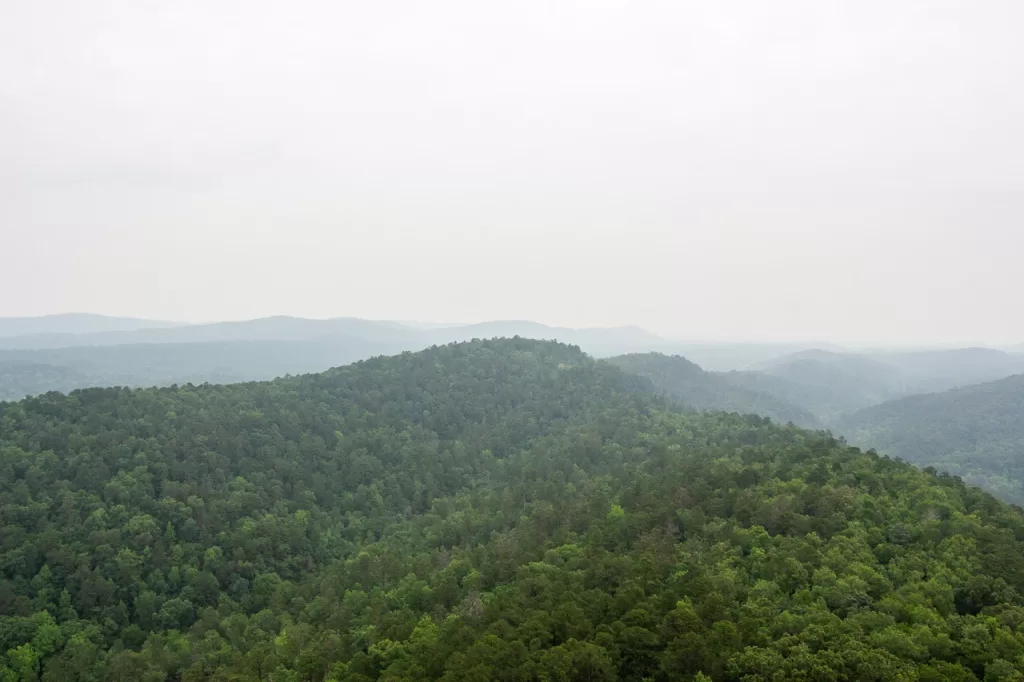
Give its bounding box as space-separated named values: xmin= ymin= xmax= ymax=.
xmin=2 ymin=0 xmax=1022 ymax=343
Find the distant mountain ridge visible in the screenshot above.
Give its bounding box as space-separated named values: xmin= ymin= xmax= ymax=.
xmin=0 ymin=315 xmax=663 ymax=352
xmin=0 ymin=313 xmax=179 ymax=338
xmin=725 ymin=347 xmax=1024 ymax=422
xmin=874 ymin=347 xmax=1024 ymax=393
xmin=0 ymin=317 xmax=671 ymax=400
xmin=0 ymin=315 xmax=416 ymax=349
xmin=6 ymin=317 xmax=1024 ymax=511
xmin=744 ymin=349 xmax=906 ymax=419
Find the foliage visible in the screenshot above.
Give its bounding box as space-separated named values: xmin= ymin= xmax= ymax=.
xmin=1 ymin=339 xmax=1024 ymax=680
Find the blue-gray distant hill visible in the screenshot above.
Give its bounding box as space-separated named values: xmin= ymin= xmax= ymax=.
xmin=6 ymin=315 xmax=1024 ymax=466
xmin=874 ymin=347 xmax=1024 ymax=393
xmin=0 ymin=313 xmax=179 ymax=339
xmin=0 ymin=317 xmax=670 ymax=400
xmin=0 ymin=338 xmax=414 ymax=400
xmin=720 ymin=347 xmax=1024 ymax=422
xmin=0 ymin=315 xmax=415 ymax=350
xmin=605 ymin=352 xmax=819 ymax=427
xmin=840 ymin=373 xmax=1024 ymax=504
xmin=0 ymin=316 xmax=662 ymax=352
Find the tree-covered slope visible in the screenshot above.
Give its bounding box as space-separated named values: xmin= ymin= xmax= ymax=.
xmin=841 ymin=374 xmax=1024 ymax=504
xmin=606 ymin=353 xmax=818 ymax=427
xmin=3 ymin=340 xmax=1024 ymax=680
xmin=0 ymin=363 xmax=96 ymax=402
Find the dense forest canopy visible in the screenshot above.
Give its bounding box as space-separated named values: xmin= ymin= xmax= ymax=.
xmin=2 ymin=339 xmax=1024 ymax=680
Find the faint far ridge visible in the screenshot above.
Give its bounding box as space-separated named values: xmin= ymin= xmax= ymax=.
xmin=0 ymin=313 xmax=182 ymax=338
xmin=392 ymin=320 xmax=467 ymax=330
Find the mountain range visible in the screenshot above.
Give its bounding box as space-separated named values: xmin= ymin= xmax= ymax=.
xmin=0 ymin=314 xmax=661 ymax=352
xmin=730 ymin=347 xmax=1024 ymax=421
xmin=3 ymin=313 xmax=1024 ymax=510
xmin=0 ymin=316 xmax=672 ymax=400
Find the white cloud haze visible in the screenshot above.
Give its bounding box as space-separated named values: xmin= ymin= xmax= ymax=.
xmin=2 ymin=0 xmax=1023 ymax=343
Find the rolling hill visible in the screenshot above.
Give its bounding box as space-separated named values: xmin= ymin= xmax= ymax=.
xmin=873 ymin=347 xmax=1024 ymax=394
xmin=653 ymin=341 xmax=850 ymax=372
xmin=605 ymin=352 xmax=819 ymax=427
xmin=2 ymin=339 xmax=1024 ymax=679
xmin=841 ymin=373 xmax=1024 ymax=504
xmin=744 ymin=350 xmax=906 ymax=419
xmin=725 ymin=348 xmax=1024 ymax=423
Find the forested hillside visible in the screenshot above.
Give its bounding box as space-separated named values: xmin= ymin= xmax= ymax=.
xmin=605 ymin=353 xmax=818 ymax=427
xmin=842 ymin=374 xmax=1024 ymax=504
xmin=5 ymin=316 xmax=1024 ymax=421
xmin=4 ymin=340 xmax=1024 ymax=680
xmin=0 ymin=364 xmax=96 ymax=403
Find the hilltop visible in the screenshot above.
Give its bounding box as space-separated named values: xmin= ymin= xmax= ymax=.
xmin=3 ymin=339 xmax=1024 ymax=679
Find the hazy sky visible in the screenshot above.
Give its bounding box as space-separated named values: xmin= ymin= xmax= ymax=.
xmin=2 ymin=1 xmax=1022 ymax=343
